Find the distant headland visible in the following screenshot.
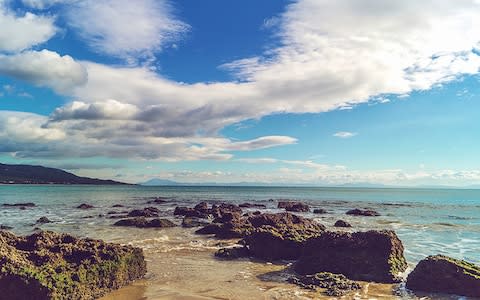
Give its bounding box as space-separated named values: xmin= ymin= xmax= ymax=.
xmin=0 ymin=163 xmax=128 ymax=185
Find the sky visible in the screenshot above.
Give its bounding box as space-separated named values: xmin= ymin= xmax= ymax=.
xmin=1 ymin=0 xmax=480 ymax=186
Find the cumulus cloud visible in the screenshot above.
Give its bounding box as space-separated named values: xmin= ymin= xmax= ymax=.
xmin=0 ymin=50 xmax=87 ymax=93
xmin=65 ymin=0 xmax=189 ymax=62
xmin=333 ymin=131 xmax=357 ymax=139
xmin=0 ymin=4 xmax=56 ymax=52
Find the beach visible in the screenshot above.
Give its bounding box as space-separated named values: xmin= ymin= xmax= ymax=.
xmin=1 ymin=185 xmax=479 ymax=299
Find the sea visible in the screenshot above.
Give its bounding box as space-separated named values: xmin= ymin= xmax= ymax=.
xmin=1 ymin=185 xmax=479 ymax=299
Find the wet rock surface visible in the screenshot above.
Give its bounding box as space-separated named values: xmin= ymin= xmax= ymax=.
xmin=294 ymin=230 xmax=407 ymax=283
xmin=76 ymin=203 xmax=94 ymax=209
xmin=214 ymin=247 xmax=249 ymax=260
xmin=313 ymin=209 xmax=327 ymax=214
xmin=114 ymin=217 xmax=176 ymax=228
xmin=182 ymin=217 xmax=210 ymax=228
xmin=127 ymin=207 xmax=159 ymax=217
xmin=289 ymin=272 xmax=361 ymax=296
xmin=406 ymin=255 xmax=480 ymax=297
xmin=35 ymin=217 xmax=52 ymax=225
xmin=238 ymin=203 xmax=266 ymax=209
xmin=346 ymin=208 xmax=380 ymax=216
xmin=334 ymin=220 xmax=351 ymax=227
xmin=278 ymin=201 xmax=310 ymax=212
xmin=0 ymin=230 xmax=146 ymax=300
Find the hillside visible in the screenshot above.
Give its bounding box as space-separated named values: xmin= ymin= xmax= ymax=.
xmin=0 ymin=163 xmax=128 ymax=185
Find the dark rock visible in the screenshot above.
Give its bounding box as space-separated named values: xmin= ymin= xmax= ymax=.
xmin=215 ymin=247 xmax=249 ymax=260
xmin=313 ymin=209 xmax=327 ymax=214
xmin=182 ymin=217 xmax=210 ymax=228
xmin=35 ymin=217 xmax=52 ymax=224
xmin=194 ymin=202 xmax=209 ymax=212
xmin=0 ymin=225 xmax=12 ymax=230
xmin=127 ymin=207 xmax=159 ymax=217
xmin=0 ymin=230 xmax=146 ymax=300
xmin=406 ymin=255 xmax=480 ymax=297
xmin=334 ymin=220 xmax=352 ymax=228
xmin=76 ymin=203 xmax=94 ymax=209
xmin=346 ymin=208 xmax=380 ymax=216
xmin=174 ymin=206 xmax=208 ymax=218
xmin=294 ymin=230 xmax=407 ymax=283
xmin=114 ymin=217 xmax=176 ymax=228
xmin=239 ymin=203 xmax=266 ymax=209
xmin=278 ymin=201 xmax=310 ymax=212
xmin=243 ymin=213 xmax=326 ymax=260
xmin=2 ymin=203 xmax=36 ymax=207
xmin=289 ymin=272 xmax=361 ymax=296
xmin=146 ymin=197 xmax=169 ymax=204
xmin=112 ymin=204 xmax=124 ymax=208
xmin=195 ymin=223 xmax=222 ymax=235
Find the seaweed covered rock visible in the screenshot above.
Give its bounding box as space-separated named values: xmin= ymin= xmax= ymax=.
xmin=114 ymin=217 xmax=176 ymax=228
xmin=278 ymin=201 xmax=310 ymax=212
xmin=243 ymin=213 xmax=326 ymax=260
xmin=0 ymin=230 xmax=146 ymax=300
xmin=406 ymin=255 xmax=480 ymax=297
xmin=294 ymin=230 xmax=407 ymax=283
xmin=346 ymin=208 xmax=380 ymax=216
xmin=289 ymin=272 xmax=361 ymax=296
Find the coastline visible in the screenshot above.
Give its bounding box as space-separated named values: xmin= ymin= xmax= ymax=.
xmin=1 ymin=185 xmax=479 ymax=299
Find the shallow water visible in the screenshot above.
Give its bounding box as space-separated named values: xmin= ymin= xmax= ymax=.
xmin=0 ymin=185 xmax=479 ymax=299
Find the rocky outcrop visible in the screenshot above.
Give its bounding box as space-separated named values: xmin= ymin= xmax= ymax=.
xmin=313 ymin=209 xmax=327 ymax=214
xmin=294 ymin=230 xmax=407 ymax=283
xmin=36 ymin=217 xmax=52 ymax=224
xmin=239 ymin=203 xmax=266 ymax=209
xmin=278 ymin=201 xmax=310 ymax=212
xmin=346 ymin=208 xmax=380 ymax=216
xmin=182 ymin=217 xmax=210 ymax=228
xmin=76 ymin=203 xmax=94 ymax=209
xmin=406 ymin=255 xmax=480 ymax=297
xmin=2 ymin=203 xmax=36 ymax=207
xmin=242 ymin=213 xmax=326 ymax=260
xmin=127 ymin=207 xmax=159 ymax=217
xmin=175 ymin=202 xmax=243 ymax=220
xmin=214 ymin=247 xmax=249 ymax=260
xmin=113 ymin=217 xmax=176 ymax=228
xmin=0 ymin=230 xmax=146 ymax=300
xmin=289 ymin=272 xmax=361 ymax=296
xmin=334 ymin=220 xmax=351 ymax=227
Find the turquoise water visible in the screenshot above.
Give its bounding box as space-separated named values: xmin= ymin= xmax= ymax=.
xmin=1 ymin=185 xmax=479 ymax=266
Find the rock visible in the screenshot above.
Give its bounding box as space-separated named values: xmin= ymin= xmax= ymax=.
xmin=406 ymin=255 xmax=480 ymax=297
xmin=334 ymin=220 xmax=352 ymax=227
xmin=243 ymin=213 xmax=326 ymax=260
xmin=214 ymin=247 xmax=249 ymax=260
xmin=346 ymin=208 xmax=380 ymax=216
xmin=289 ymin=272 xmax=361 ymax=296
xmin=195 ymin=223 xmax=222 ymax=235
xmin=239 ymin=203 xmax=266 ymax=209
xmin=194 ymin=202 xmax=209 ymax=212
xmin=112 ymin=204 xmax=124 ymax=207
xmin=174 ymin=206 xmax=207 ymax=218
xmin=0 ymin=225 xmax=12 ymax=230
xmin=35 ymin=217 xmax=52 ymax=224
xmin=294 ymin=230 xmax=407 ymax=283
xmin=2 ymin=203 xmax=36 ymax=207
xmin=278 ymin=201 xmax=310 ymax=212
xmin=174 ymin=202 xmax=242 ymax=220
xmin=182 ymin=217 xmax=210 ymax=228
xmin=127 ymin=207 xmax=159 ymax=217
xmin=0 ymin=230 xmax=146 ymax=300
xmin=146 ymin=197 xmax=169 ymax=204
xmin=76 ymin=203 xmax=94 ymax=209
xmin=313 ymin=209 xmax=327 ymax=214
xmin=114 ymin=217 xmax=176 ymax=228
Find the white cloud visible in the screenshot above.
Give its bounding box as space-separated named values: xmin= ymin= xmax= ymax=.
xmin=333 ymin=131 xmax=357 ymax=139
xmin=0 ymin=4 xmax=56 ymax=52
xmin=21 ymin=0 xmax=71 ymax=9
xmin=65 ymin=0 xmax=189 ymax=62
xmin=0 ymin=50 xmax=87 ymax=93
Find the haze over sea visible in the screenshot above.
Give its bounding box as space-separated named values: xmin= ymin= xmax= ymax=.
xmin=1 ymin=185 xmax=478 ymax=299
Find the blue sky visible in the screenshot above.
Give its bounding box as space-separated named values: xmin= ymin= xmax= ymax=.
xmin=1 ymin=0 xmax=480 ymax=186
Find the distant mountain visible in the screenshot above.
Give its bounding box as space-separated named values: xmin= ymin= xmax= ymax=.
xmin=140 ymin=178 xmax=181 ymax=186
xmin=0 ymin=163 xmax=128 ymax=185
